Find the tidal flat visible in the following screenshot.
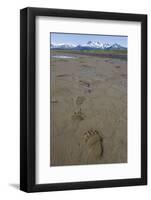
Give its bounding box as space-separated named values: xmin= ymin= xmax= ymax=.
xmin=50 ymin=50 xmax=127 ymax=166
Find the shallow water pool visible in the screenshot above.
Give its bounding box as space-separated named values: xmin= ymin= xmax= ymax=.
xmin=51 ymin=55 xmax=77 ymax=59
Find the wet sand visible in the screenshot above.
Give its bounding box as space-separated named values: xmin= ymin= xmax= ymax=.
xmin=50 ymin=52 xmax=127 ymax=166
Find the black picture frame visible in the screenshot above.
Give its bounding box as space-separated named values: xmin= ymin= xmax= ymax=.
xmin=20 ymin=7 xmax=147 ymax=192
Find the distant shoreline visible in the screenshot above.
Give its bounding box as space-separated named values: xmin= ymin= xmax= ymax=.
xmin=51 ymin=50 xmax=127 ymax=60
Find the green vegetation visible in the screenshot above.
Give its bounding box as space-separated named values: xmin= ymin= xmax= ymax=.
xmin=51 ymin=49 xmax=127 ymax=55
xmin=80 ymin=49 xmax=127 ymax=54
xmin=50 ymin=49 xmax=127 ymax=61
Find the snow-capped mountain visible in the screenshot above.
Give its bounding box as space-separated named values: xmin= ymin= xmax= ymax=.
xmin=107 ymin=43 xmax=126 ymax=50
xmin=85 ymin=41 xmax=111 ymax=49
xmin=51 ymin=41 xmax=127 ymax=50
xmin=51 ymin=43 xmax=76 ymax=49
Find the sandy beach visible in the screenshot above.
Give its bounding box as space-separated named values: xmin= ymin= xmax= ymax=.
xmin=50 ymin=51 xmax=127 ymax=166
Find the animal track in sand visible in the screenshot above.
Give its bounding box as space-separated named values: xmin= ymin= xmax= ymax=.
xmin=72 ymin=108 xmax=86 ymax=121
xmin=79 ymin=80 xmax=90 ymax=88
xmin=79 ymin=80 xmax=92 ymax=94
xmin=83 ymin=129 xmax=103 ymax=159
xmin=76 ymin=96 xmax=86 ymax=106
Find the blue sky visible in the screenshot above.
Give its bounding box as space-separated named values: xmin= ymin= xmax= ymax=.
xmin=50 ymin=32 xmax=128 ymax=47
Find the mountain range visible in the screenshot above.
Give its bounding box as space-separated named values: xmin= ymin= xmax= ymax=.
xmin=51 ymin=41 xmax=127 ymax=50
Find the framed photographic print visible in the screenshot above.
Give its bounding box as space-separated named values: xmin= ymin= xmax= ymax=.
xmin=20 ymin=7 xmax=147 ymax=192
